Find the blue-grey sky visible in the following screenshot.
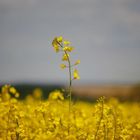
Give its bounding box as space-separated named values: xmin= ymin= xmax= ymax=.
xmin=0 ymin=0 xmax=140 ymax=84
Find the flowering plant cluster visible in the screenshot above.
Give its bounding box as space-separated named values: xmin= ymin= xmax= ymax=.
xmin=52 ymin=36 xmax=80 ymax=79
xmin=0 ymin=85 xmax=140 ymax=140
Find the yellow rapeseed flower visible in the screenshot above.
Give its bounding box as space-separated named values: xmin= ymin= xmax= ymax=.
xmin=9 ymin=87 xmax=16 ymax=94
xmin=56 ymin=36 xmax=63 ymax=42
xmin=49 ymin=90 xmax=64 ymax=100
xmin=52 ymin=37 xmax=60 ymax=52
xmin=63 ymin=46 xmax=74 ymax=52
xmin=62 ymin=54 xmax=69 ymax=61
xmin=32 ymin=88 xmax=42 ymax=99
xmin=15 ymin=92 xmax=19 ymax=98
xmin=73 ymin=69 xmax=80 ymax=79
xmin=63 ymin=40 xmax=71 ymax=45
xmin=74 ymin=60 xmax=80 ymax=65
xmin=60 ymin=64 xmax=66 ymax=69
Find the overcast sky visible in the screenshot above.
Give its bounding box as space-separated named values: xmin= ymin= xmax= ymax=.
xmin=0 ymin=0 xmax=140 ymax=84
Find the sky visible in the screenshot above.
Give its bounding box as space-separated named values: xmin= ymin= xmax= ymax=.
xmin=0 ymin=0 xmax=140 ymax=84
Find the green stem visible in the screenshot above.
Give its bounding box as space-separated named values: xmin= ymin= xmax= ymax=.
xmin=57 ymin=42 xmax=72 ymax=113
xmin=64 ymin=51 xmax=72 ymax=113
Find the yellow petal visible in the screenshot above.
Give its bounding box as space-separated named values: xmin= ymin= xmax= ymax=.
xmin=74 ymin=60 xmax=80 ymax=65
xmin=9 ymin=87 xmax=16 ymax=94
xmin=73 ymin=69 xmax=80 ymax=79
xmin=60 ymin=64 xmax=66 ymax=69
xmin=15 ymin=92 xmax=19 ymax=98
xmin=52 ymin=37 xmax=57 ymax=47
xmin=57 ymin=36 xmax=63 ymax=42
xmin=53 ymin=44 xmax=59 ymax=52
xmin=49 ymin=90 xmax=64 ymax=100
xmin=63 ymin=40 xmax=71 ymax=45
xmin=52 ymin=37 xmax=60 ymax=52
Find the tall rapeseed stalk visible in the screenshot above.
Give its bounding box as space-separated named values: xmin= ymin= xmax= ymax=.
xmin=52 ymin=36 xmax=80 ymax=112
